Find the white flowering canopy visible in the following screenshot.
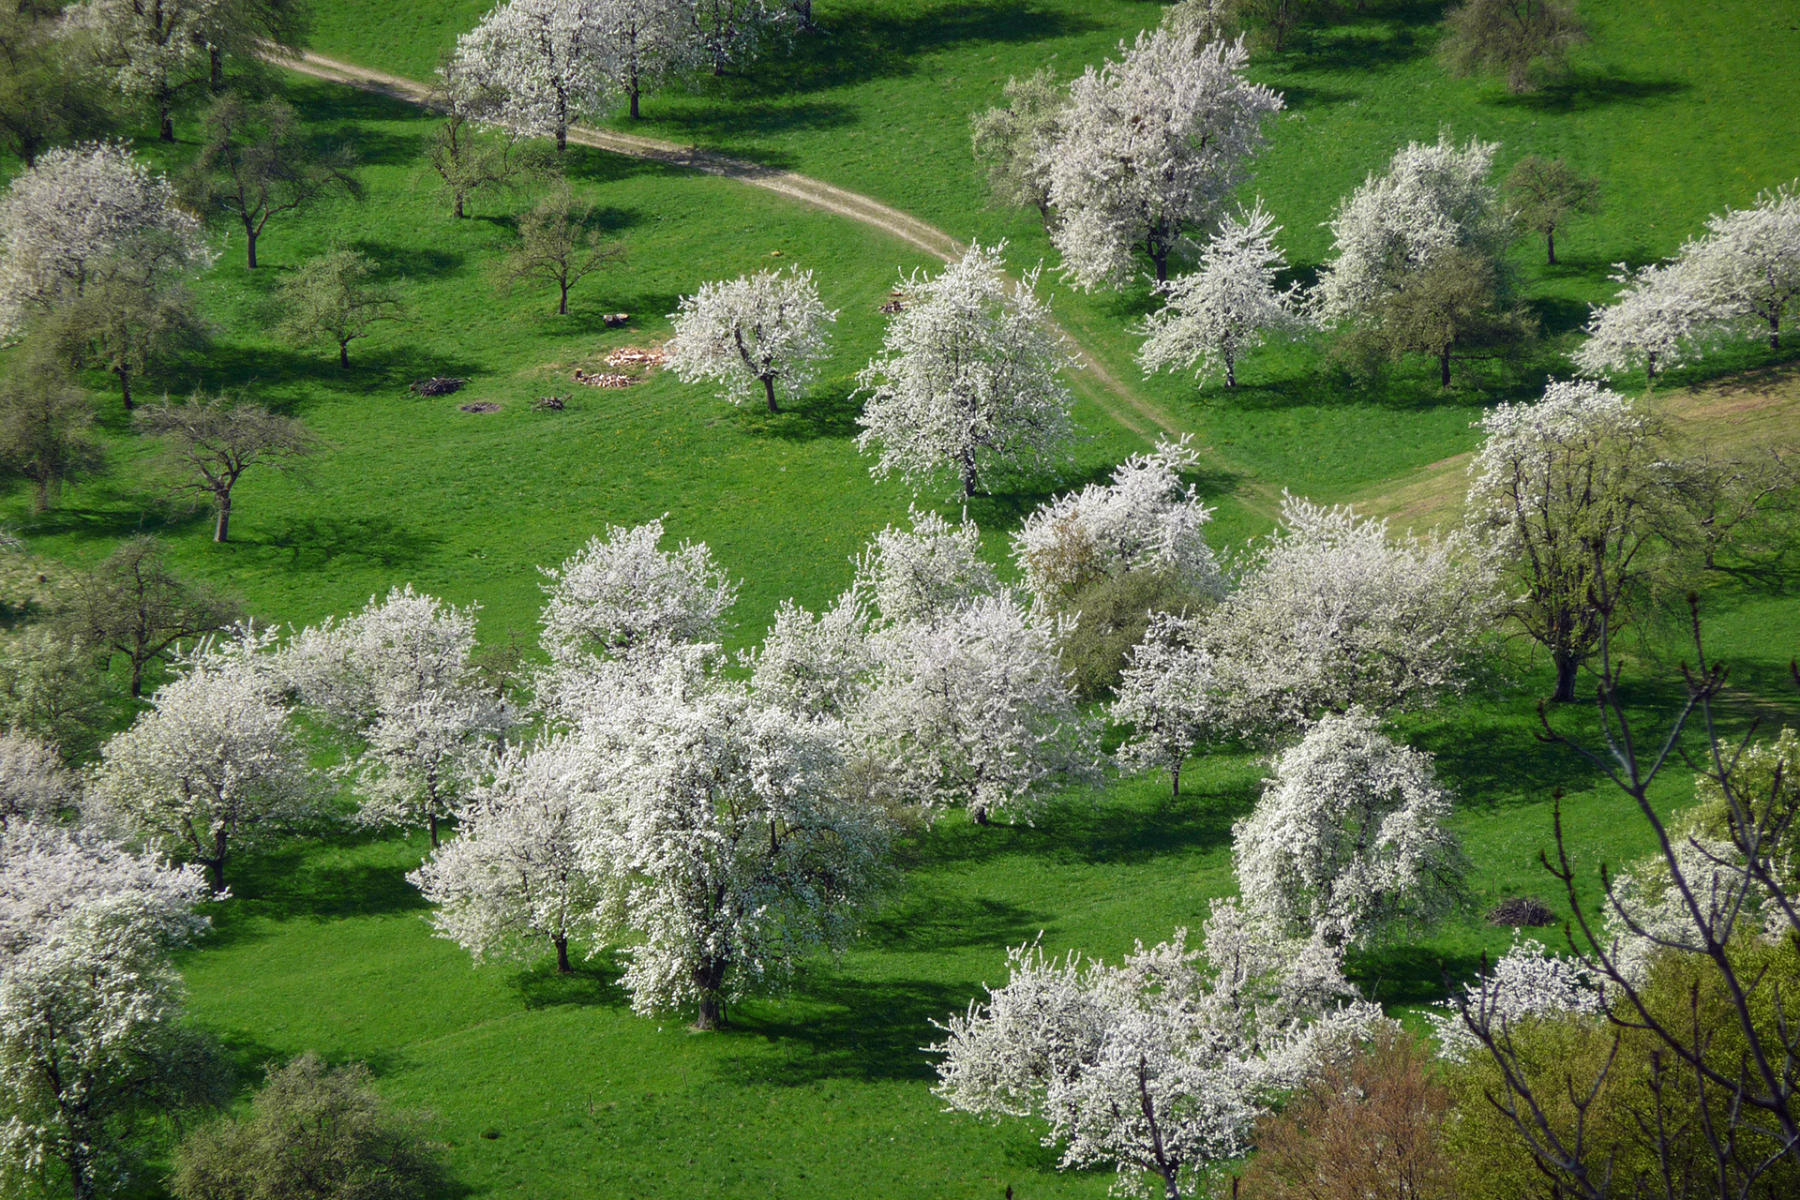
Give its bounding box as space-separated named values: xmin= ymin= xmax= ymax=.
xmin=57 ymin=0 xmax=223 ymax=112
xmin=0 ymin=141 xmax=211 ymax=340
xmin=860 ymin=594 xmax=1100 ymax=825
xmin=855 ymin=243 xmax=1075 ymax=499
xmin=1312 ymin=132 xmax=1509 ymax=323
xmin=1137 ymin=201 xmax=1306 ymax=388
xmin=1676 ymin=181 xmax=1800 ymax=351
xmin=409 ymin=734 xmax=608 ymax=970
xmin=667 ymin=266 xmax=837 ymax=412
xmin=1204 ymin=494 xmax=1495 ymax=740
xmin=539 ymin=518 xmax=738 ymax=667
xmin=930 ymin=903 xmax=1382 ymax=1199
xmin=1429 ymin=934 xmax=1602 ymax=1061
xmin=854 ymin=508 xmax=1003 ymax=627
xmin=1111 ymin=612 xmax=1217 ymax=799
xmin=451 ymin=0 xmax=613 ymax=146
xmin=744 ymin=593 xmax=873 ymax=719
xmin=0 ymin=735 xmax=78 ymax=831
xmin=1047 ymin=32 xmax=1282 ymax=290
xmin=1012 ymin=437 xmax=1222 ymax=603
xmin=1574 ymin=260 xmax=1710 ymax=382
xmin=1234 ymin=711 xmax=1469 ymax=948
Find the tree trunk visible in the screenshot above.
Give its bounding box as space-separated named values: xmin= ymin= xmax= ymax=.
xmin=428 ymin=810 xmax=440 ymax=849
xmin=245 ymin=226 xmax=258 ymax=269
xmin=1545 ymin=228 xmax=1557 ymax=266
xmin=1771 ymin=314 xmax=1781 ymax=351
xmin=970 ymin=805 xmax=990 ymax=826
xmin=629 ymin=87 xmax=641 ymax=120
xmin=210 ymin=46 xmax=225 ymax=93
xmin=1439 ymin=344 xmax=1452 ymax=388
xmin=129 ymin=655 xmax=145 ymax=698
xmin=691 ymin=959 xmax=727 ymax=1030
xmin=1151 ymin=245 xmax=1169 ymax=284
xmin=1224 ymin=352 xmax=1236 ymax=388
xmin=1551 ymin=654 xmax=1580 ymax=703
xmin=454 ymin=191 xmax=466 ymax=219
xmin=762 ymin=375 xmax=779 ymax=413
xmin=214 ymin=491 xmax=231 ymax=542
xmin=33 ymin=475 xmax=51 ymax=514
xmin=554 ymin=935 xmax=572 ymax=974
xmin=159 ymin=101 xmax=174 ymax=143
xmin=339 ymin=340 xmax=351 ymax=369
xmin=67 ymin=1153 xmax=89 ymax=1200
xmin=117 ymin=364 xmax=134 ymax=411
xmin=960 ymin=451 xmax=979 ymax=498
xmin=558 ymin=280 xmax=569 ymax=315
xmin=556 ymin=123 xmax=567 ymax=153
xmin=209 ymin=828 xmax=229 ymax=892
xmin=1170 ymin=760 xmax=1181 ymax=800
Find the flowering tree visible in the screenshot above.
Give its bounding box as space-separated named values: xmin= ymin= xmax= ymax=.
xmin=860 ymin=594 xmax=1099 ymax=824
xmin=583 ymin=665 xmax=891 ymax=1029
xmin=856 ymin=243 xmax=1074 ymax=498
xmin=1677 ymin=182 xmax=1800 ymax=351
xmin=1012 ymin=437 xmax=1222 ymax=603
xmin=409 ymin=735 xmax=605 ymax=973
xmin=969 ymin=66 xmax=1065 ymax=231
xmin=1046 ymin=31 xmax=1282 ymax=289
xmin=1428 ymin=934 xmax=1600 ymax=1063
xmin=452 ymin=0 xmax=611 ymax=152
xmin=0 ymin=142 xmax=211 ymax=343
xmin=691 ymin=0 xmax=788 ymax=75
xmin=0 ymin=734 xmax=77 ymax=830
xmin=1573 ymin=260 xmax=1709 ymax=383
xmin=538 ymin=518 xmax=737 ymax=665
xmin=744 ymin=593 xmax=872 ymax=718
xmin=1203 ymin=494 xmax=1494 ymax=740
xmin=1137 ymin=201 xmax=1304 ymax=388
xmin=930 ymin=905 xmax=1380 ymax=1200
xmin=667 ymin=266 xmax=837 ymax=413
xmin=1111 ymin=613 xmax=1215 ymax=799
xmin=57 ymin=0 xmax=221 ymax=141
xmin=854 ymin=508 xmax=1002 ymax=627
xmin=1312 ymin=133 xmax=1510 ymax=326
xmin=283 ymin=587 xmax=509 ymax=847
xmin=594 ymin=0 xmax=692 ymax=118
xmin=1235 ymin=711 xmax=1469 ymax=948
xmin=1467 ymin=380 xmax=1670 ymax=702
xmin=91 ymin=628 xmax=317 ymax=889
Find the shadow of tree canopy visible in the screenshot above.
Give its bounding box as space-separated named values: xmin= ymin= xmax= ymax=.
xmin=512 ymin=953 xmax=633 ymax=1011
xmin=251 ymin=513 xmax=443 ymax=571
xmin=712 ymin=973 xmax=974 ymax=1085
xmin=1493 ymin=71 xmax=1690 ymax=115
xmin=728 ymin=384 xmax=863 ymax=443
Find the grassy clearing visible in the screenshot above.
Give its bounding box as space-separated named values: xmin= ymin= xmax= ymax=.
xmin=1 ymin=2 xmax=1797 ymax=1198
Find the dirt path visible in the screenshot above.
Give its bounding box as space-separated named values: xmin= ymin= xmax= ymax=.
xmin=282 ymin=51 xmax=1283 ymax=503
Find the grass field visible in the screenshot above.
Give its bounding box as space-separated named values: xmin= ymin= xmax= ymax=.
xmin=3 ymin=1 xmax=1800 ymax=1197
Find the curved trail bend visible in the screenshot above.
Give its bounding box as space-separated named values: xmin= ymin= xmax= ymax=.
xmin=282 ymin=51 xmax=1286 ymax=504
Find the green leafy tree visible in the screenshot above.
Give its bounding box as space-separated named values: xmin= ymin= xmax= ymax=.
xmin=276 ymin=248 xmax=404 ymax=368
xmin=1353 ymin=248 xmax=1537 ymax=387
xmin=1439 ymin=0 xmax=1585 ymax=93
xmin=136 ymin=394 xmax=317 ymax=543
xmin=1505 ymin=155 xmax=1600 ymax=265
xmin=63 ymin=536 xmax=242 ymax=697
xmin=46 ymin=275 xmax=207 ymax=411
xmin=494 ymin=183 xmax=626 ymax=316
xmin=0 ymin=351 xmax=103 ymax=513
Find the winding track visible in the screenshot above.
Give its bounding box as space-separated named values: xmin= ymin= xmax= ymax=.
xmin=282 ymin=51 xmax=1298 ymax=510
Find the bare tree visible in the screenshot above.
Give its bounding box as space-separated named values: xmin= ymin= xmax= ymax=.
xmin=63 ymin=536 xmax=242 ymax=697
xmin=1451 ymin=603 xmax=1800 ymax=1197
xmin=1506 ymin=155 xmax=1601 ymax=265
xmin=276 ymin=247 xmax=404 ymax=368
xmin=495 ymin=183 xmax=626 ymax=315
xmin=425 ymin=62 xmax=547 ymax=219
xmin=188 ymin=93 xmax=361 ymax=270
xmin=136 ymin=394 xmax=316 ymax=543
xmin=1439 ymin=0 xmax=1586 ymax=93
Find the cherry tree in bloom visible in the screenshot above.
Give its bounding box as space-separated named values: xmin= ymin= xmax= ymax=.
xmin=1011 ymin=437 xmax=1223 ymax=604
xmin=860 ymin=594 xmax=1100 ymax=824
xmin=91 ymin=627 xmax=317 ymax=890
xmin=1429 ymin=933 xmax=1601 ymax=1062
xmin=1046 ymin=32 xmax=1282 ymax=289
xmin=0 ymin=735 xmax=77 ymax=830
xmin=1312 ymin=132 xmax=1509 ymax=325
xmin=1234 ymin=710 xmax=1469 ymax=948
xmin=855 ymin=243 xmax=1075 ymax=499
xmin=854 ymin=508 xmax=1003 ymax=627
xmin=1202 ymin=493 xmax=1495 ymax=741
xmin=1136 ymin=201 xmax=1305 ymax=389
xmin=57 ymin=0 xmax=222 ymax=141
xmin=582 ymin=660 xmax=892 ymax=1029
xmin=931 ymin=903 xmax=1381 ymax=1200
xmin=667 ymin=266 xmax=837 ymax=414
xmin=452 ymin=0 xmax=612 ymax=151
xmin=1573 ymin=259 xmax=1710 ymax=383
xmin=594 ymin=0 xmax=695 ymax=120
xmin=743 ymin=592 xmax=873 ymax=719
xmin=1111 ymin=613 xmax=1216 ymax=800
xmin=0 ymin=142 xmax=211 ymax=342
xmin=409 ymin=735 xmax=606 ymax=974
xmin=283 ymin=587 xmax=510 ymax=848
xmin=1677 ymin=181 xmax=1800 ymax=351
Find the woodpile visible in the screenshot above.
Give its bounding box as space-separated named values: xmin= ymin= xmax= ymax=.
xmin=602 ymin=313 xmax=630 ymax=328
xmin=533 ymin=395 xmax=567 ymax=411
xmin=573 ymin=370 xmax=636 ymax=389
xmin=410 ymin=376 xmax=466 ymax=396
xmin=605 ymin=346 xmax=667 ymax=368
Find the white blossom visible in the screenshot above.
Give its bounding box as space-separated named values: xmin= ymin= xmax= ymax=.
xmin=1011 ymin=437 xmax=1222 ymax=603
xmin=452 ymin=0 xmax=613 ymax=150
xmin=1234 ymin=711 xmax=1468 ymax=948
xmin=90 ymin=627 xmax=317 ymax=890
xmin=593 ymin=0 xmax=695 ymax=118
xmin=860 ymin=594 xmax=1100 ymax=824
xmin=283 ymin=587 xmax=510 ymax=846
xmin=1676 ymin=181 xmax=1800 ymax=351
xmin=0 ymin=142 xmax=211 ymax=342
xmin=930 ymin=907 xmax=1378 ymax=1199
xmin=1204 ymin=494 xmax=1495 ymax=741
xmin=667 ymin=266 xmax=837 ymax=413
xmin=854 ymin=508 xmax=1003 ymax=628
xmin=743 ymin=592 xmax=873 ymax=719
xmin=57 ymin=0 xmax=223 ymax=134
xmin=690 ymin=0 xmax=789 ymax=75
xmin=1573 ymin=260 xmax=1710 ymax=382
xmin=1429 ymin=933 xmax=1601 ymax=1062
xmin=1137 ymin=201 xmax=1305 ymax=388
xmin=0 ymin=735 xmax=78 ymax=830
xmin=855 ymin=243 xmax=1075 ymax=499
xmin=1047 ymin=32 xmax=1282 ymax=290
xmin=1110 ymin=612 xmax=1217 ymax=799
xmin=408 ymin=735 xmax=607 ymax=971
xmin=580 ymin=662 xmax=891 ymax=1027
xmin=1312 ymin=132 xmax=1509 ymax=324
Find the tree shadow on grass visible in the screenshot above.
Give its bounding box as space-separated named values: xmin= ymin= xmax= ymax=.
xmin=649 ymin=101 xmax=857 ymax=146
xmin=730 ymin=386 xmax=862 ymax=443
xmin=513 ymin=953 xmax=633 ymax=1011
xmin=714 ymin=974 xmax=974 ymax=1085
xmin=250 ymin=513 xmax=443 ymax=572
xmin=351 ymin=240 xmax=465 ymax=281
xmin=1347 ymin=943 xmax=1488 ymax=1008
xmin=1493 ymin=72 xmax=1689 ymax=115
xmin=204 ymin=831 xmax=432 ymax=939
